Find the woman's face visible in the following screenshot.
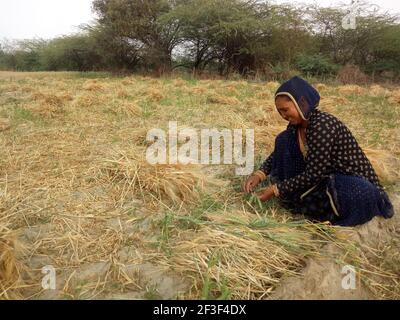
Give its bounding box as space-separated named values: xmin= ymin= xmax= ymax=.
xmin=275 ymin=96 xmax=303 ymax=125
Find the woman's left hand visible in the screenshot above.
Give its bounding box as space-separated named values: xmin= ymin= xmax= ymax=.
xmin=256 ymin=186 xmax=276 ymax=202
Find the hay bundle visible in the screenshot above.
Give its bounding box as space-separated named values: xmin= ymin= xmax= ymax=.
xmin=189 ymin=86 xmax=207 ymax=95
xmin=28 ymin=90 xmax=73 ymax=118
xmin=388 ymin=89 xmax=400 ymax=105
xmin=116 ymin=88 xmax=129 ymax=99
xmin=82 ymin=79 xmax=105 ymax=92
xmin=73 ymin=94 xmax=104 ymax=109
xmin=337 ymin=85 xmax=367 ymax=95
xmin=369 ymin=85 xmax=389 ymax=97
xmin=220 ymin=84 xmax=240 ymax=96
xmin=319 ymin=96 xmax=350 ymax=112
xmin=254 ymin=124 xmax=286 ymax=151
xmin=103 ymin=148 xmax=224 ymax=204
xmin=32 ymin=91 xmax=72 ymax=107
xmin=121 ymin=78 xmax=136 ymax=86
xmin=0 ymin=223 xmax=24 ymax=299
xmin=319 ymin=97 xmax=337 ymax=113
xmin=363 ymin=147 xmax=400 ymax=184
xmin=165 ymin=211 xmax=320 ymax=299
xmin=173 ymin=79 xmax=186 ymax=87
xmin=316 ymin=83 xmax=328 ymax=92
xmin=115 ymin=102 xmax=141 ymax=117
xmin=0 ymin=118 xmax=11 ymax=132
xmin=206 ymin=94 xmax=240 ymax=105
xmin=256 ymin=91 xmax=272 ymax=100
xmin=266 ymin=81 xmax=280 ymax=91
xmin=145 ymin=88 xmax=164 ymax=102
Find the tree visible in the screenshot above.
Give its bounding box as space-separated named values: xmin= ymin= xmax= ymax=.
xmin=92 ymin=0 xmax=182 ymax=74
xmin=310 ymin=3 xmax=398 ymax=69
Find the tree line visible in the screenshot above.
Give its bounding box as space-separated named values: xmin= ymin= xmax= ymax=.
xmin=1 ymin=0 xmax=399 ymax=81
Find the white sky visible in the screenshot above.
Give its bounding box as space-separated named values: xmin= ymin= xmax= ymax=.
xmin=0 ymin=0 xmax=399 ymax=40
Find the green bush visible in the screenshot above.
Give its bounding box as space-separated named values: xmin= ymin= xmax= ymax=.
xmin=295 ymin=54 xmax=339 ymax=77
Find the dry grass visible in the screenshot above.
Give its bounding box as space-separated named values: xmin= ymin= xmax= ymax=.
xmin=189 ymin=86 xmax=207 ymax=95
xmin=163 ymin=211 xmax=325 ymax=299
xmin=337 ymin=84 xmax=367 ymax=95
xmin=0 ymin=222 xmax=26 ymax=299
xmin=102 ymin=147 xmax=226 ymax=205
xmin=316 ymin=83 xmax=329 ymax=92
xmin=363 ymin=148 xmax=400 ymax=184
xmin=0 ymin=118 xmax=11 ymax=132
xmin=266 ymin=81 xmax=280 ymax=91
xmin=0 ymin=71 xmax=399 ymax=300
xmin=111 ymin=102 xmax=142 ymax=117
xmin=82 ymin=79 xmax=106 ymax=92
xmin=207 ymin=93 xmax=240 ymax=105
xmin=145 ymin=88 xmax=164 ymax=102
xmin=73 ymin=93 xmax=105 ymax=109
xmin=369 ymin=85 xmax=390 ymax=97
xmin=388 ymin=89 xmax=400 ymax=105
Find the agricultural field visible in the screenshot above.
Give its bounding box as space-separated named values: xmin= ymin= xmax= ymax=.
xmin=0 ymin=71 xmax=399 ymax=300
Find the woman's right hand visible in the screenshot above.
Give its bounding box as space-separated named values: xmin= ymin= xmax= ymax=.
xmin=242 ymin=174 xmax=262 ymax=193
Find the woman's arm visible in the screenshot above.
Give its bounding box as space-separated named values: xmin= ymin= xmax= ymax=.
xmin=259 ymin=152 xmax=274 ymax=176
xmin=276 ymin=119 xmax=337 ymax=198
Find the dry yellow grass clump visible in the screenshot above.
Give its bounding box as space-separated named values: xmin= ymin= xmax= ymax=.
xmin=173 ymin=79 xmax=186 ymax=87
xmin=319 ymin=96 xmax=350 ymax=113
xmin=337 ymin=84 xmax=367 ymax=95
xmin=266 ymin=81 xmax=280 ymax=91
xmin=114 ymin=102 xmax=142 ymax=117
xmin=189 ymin=86 xmax=207 ymax=95
xmin=368 ymin=84 xmax=390 ymax=97
xmin=363 ymin=147 xmax=400 ymax=184
xmin=102 ymin=148 xmax=225 ymax=205
xmin=31 ymin=91 xmax=73 ymax=106
xmin=121 ymin=78 xmax=136 ymax=86
xmin=73 ymin=93 xmax=105 ymax=109
xmin=162 ymin=211 xmax=323 ymax=299
xmin=207 ymin=94 xmax=240 ymax=105
xmin=0 ymin=223 xmax=25 ymax=299
xmin=116 ymin=88 xmax=129 ymax=99
xmin=0 ymin=118 xmax=11 ymax=132
xmin=82 ymin=79 xmax=106 ymax=91
xmin=256 ymin=91 xmax=272 ymax=100
xmin=24 ymin=90 xmax=73 ymax=118
xmin=316 ymin=83 xmax=329 ymax=92
xmin=220 ymin=84 xmax=240 ymax=96
xmin=145 ymin=88 xmax=164 ymax=102
xmin=388 ymin=89 xmax=400 ymax=104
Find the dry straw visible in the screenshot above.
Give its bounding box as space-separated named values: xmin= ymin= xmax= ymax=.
xmin=161 ymin=210 xmax=327 ymax=299
xmin=0 ymin=72 xmax=398 ymax=300
xmin=337 ymin=85 xmax=367 ymax=95
xmin=102 ymin=147 xmax=226 ymax=205
xmin=0 ymin=222 xmax=26 ymax=299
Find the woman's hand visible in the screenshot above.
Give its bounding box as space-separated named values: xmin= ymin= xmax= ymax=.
xmin=242 ymin=174 xmax=261 ymax=193
xmin=256 ymin=186 xmax=276 ymax=202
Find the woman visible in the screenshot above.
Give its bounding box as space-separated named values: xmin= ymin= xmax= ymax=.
xmin=243 ymin=76 xmax=394 ymax=226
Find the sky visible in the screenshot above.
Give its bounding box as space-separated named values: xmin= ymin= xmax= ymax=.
xmin=0 ymin=0 xmax=399 ymax=40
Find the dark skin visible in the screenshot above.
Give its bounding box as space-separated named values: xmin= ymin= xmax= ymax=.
xmin=242 ymin=96 xmax=309 ymax=201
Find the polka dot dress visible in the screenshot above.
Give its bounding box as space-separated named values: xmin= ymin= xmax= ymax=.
xmin=259 ymin=109 xmax=394 ymax=226
xmin=260 ymin=109 xmax=383 ymax=197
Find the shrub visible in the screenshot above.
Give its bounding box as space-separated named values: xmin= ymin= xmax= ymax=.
xmin=295 ymin=54 xmax=339 ymax=77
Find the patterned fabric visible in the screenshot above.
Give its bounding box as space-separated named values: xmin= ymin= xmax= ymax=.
xmin=264 ymin=129 xmax=394 ymax=226
xmin=258 ymin=76 xmax=394 ymax=226
xmin=275 ymin=110 xmax=384 ymax=198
